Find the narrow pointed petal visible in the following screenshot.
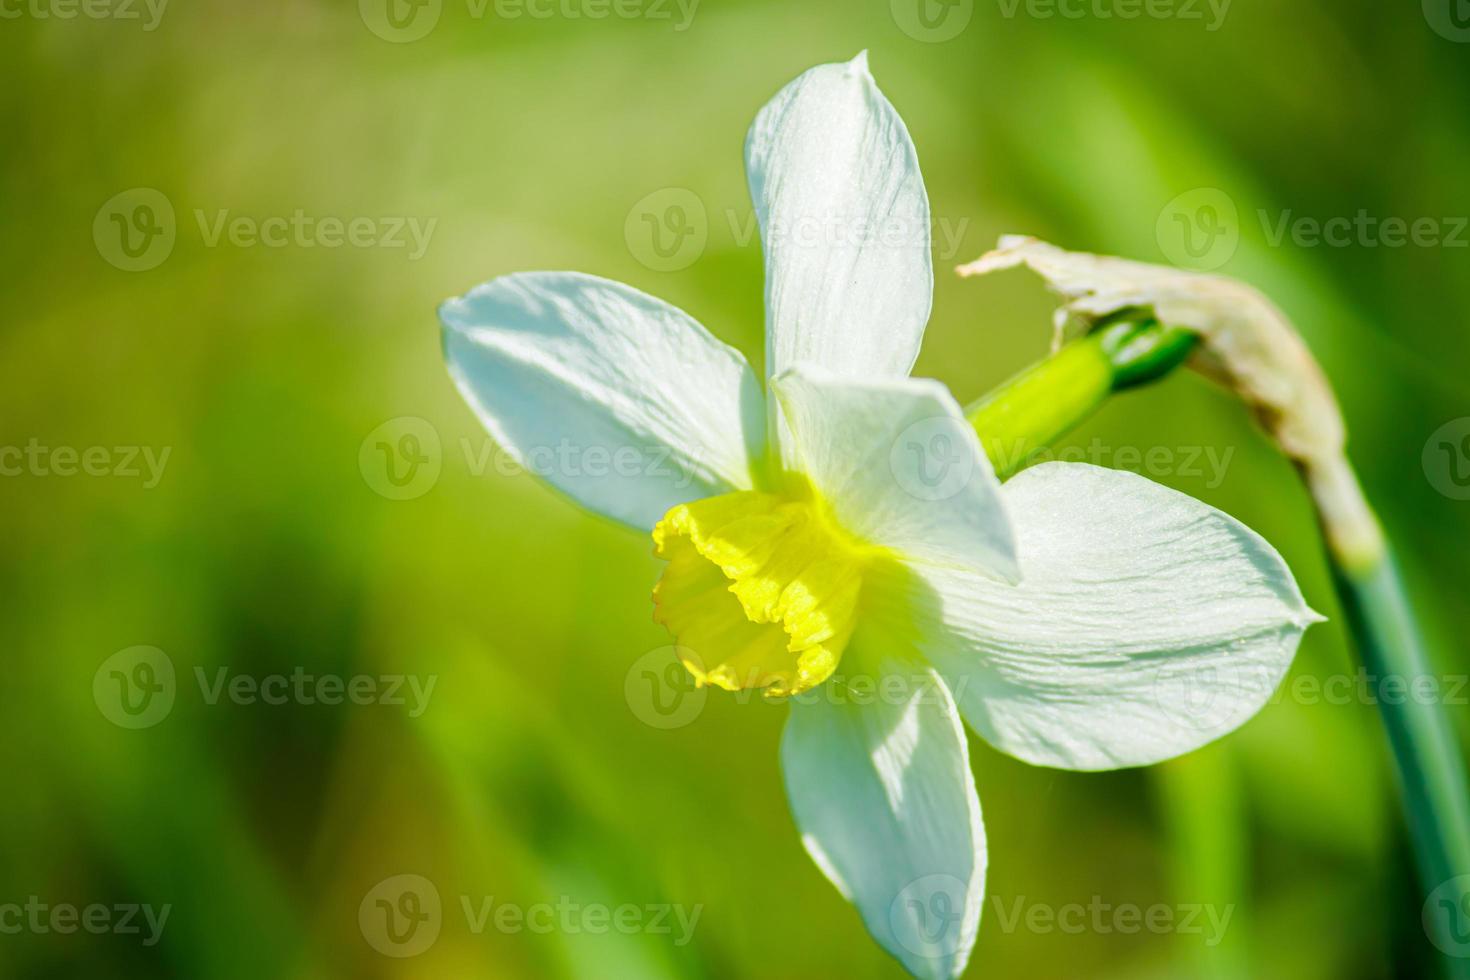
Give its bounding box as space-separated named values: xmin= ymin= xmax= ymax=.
xmin=772 ymin=366 xmax=1018 ymax=583
xmin=440 ymin=272 xmax=765 ymax=531
xmin=746 ymin=52 xmax=933 ymax=380
xmin=903 ymin=462 xmax=1320 ymax=770
xmin=782 ymin=654 xmax=984 ymax=980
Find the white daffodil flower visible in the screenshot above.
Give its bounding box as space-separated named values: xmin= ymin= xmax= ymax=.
xmin=440 ymin=52 xmax=1319 ymax=979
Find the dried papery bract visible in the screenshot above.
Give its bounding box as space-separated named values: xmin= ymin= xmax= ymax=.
xmin=958 ymin=235 xmax=1382 ymax=569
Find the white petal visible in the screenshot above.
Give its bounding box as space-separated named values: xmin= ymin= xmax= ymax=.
xmin=782 ymin=655 xmax=984 ymax=980
xmin=746 ymin=52 xmax=933 ymax=380
xmin=903 ymin=462 xmax=1320 ymax=770
xmin=440 ymin=272 xmax=765 ymax=531
xmin=772 ymin=366 xmax=1018 ymax=583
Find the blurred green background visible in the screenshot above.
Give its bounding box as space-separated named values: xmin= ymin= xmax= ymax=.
xmin=3 ymin=0 xmax=1469 ymax=976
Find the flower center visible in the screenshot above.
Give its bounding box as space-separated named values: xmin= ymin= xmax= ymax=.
xmin=651 ymin=489 xmax=870 ymax=696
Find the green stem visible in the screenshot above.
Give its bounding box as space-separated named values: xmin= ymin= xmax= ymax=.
xmin=1330 ymin=541 xmax=1470 ymax=979
xmin=966 ymin=317 xmax=1196 ymax=477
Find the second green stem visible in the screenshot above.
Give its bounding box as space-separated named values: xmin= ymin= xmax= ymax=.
xmin=965 ymin=317 xmax=1197 ymax=476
